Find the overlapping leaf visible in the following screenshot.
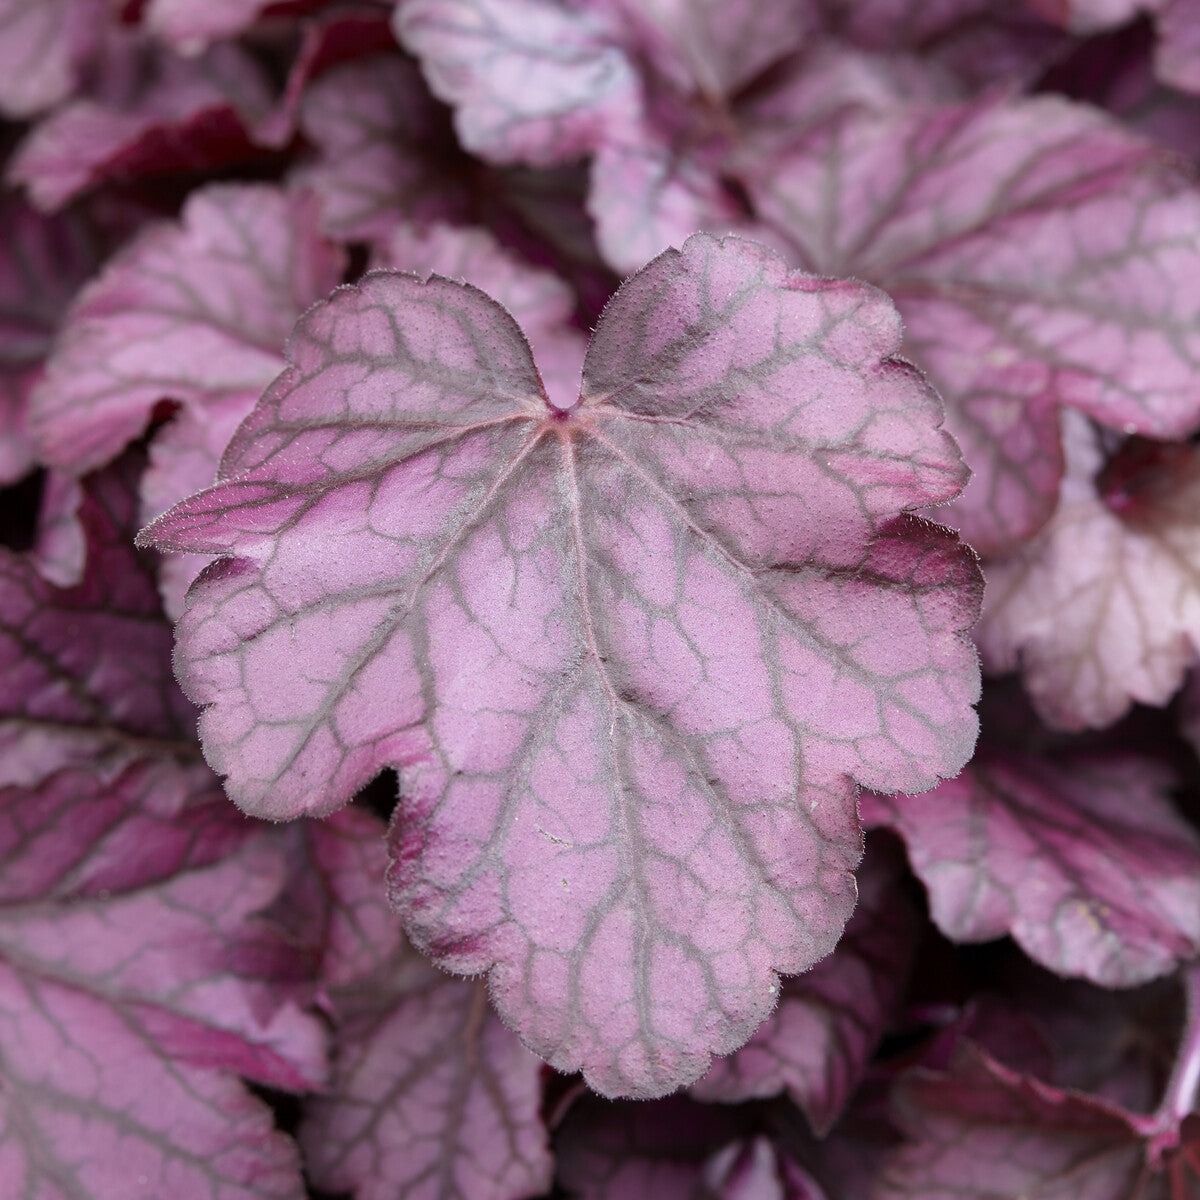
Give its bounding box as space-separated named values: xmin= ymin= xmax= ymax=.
xmin=0 ymin=195 xmax=96 ymax=488
xmin=373 ymin=221 xmax=586 ymax=409
xmin=29 ymin=184 xmax=343 ymax=613
xmin=395 ymin=0 xmax=641 ymax=167
xmin=863 ymin=747 xmax=1200 ymax=984
xmin=0 ymin=0 xmax=105 ymax=118
xmin=0 ymin=763 xmax=327 ymax=1200
xmin=270 ymin=808 xmax=554 ymax=1200
xmin=813 ymin=0 xmax=1067 ymax=91
xmin=692 ymin=840 xmax=918 ymax=1134
xmin=554 ymin=1094 xmax=756 ymax=1200
xmin=141 ymin=233 xmax=980 ymax=1096
xmin=142 ymin=0 xmax=297 ymax=54
xmin=295 ymin=55 xmax=474 ymax=242
xmin=753 ymin=93 xmax=1200 ymax=556
xmin=876 ymin=1040 xmax=1200 ymax=1200
xmin=8 ymin=34 xmax=274 ymax=213
xmin=0 ymin=460 xmax=197 ymax=787
xmin=978 ymin=411 xmax=1200 ymax=727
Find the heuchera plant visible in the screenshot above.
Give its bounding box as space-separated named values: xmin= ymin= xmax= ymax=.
xmin=8 ymin=0 xmax=1200 ymax=1196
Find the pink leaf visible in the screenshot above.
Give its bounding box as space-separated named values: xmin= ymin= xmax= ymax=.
xmin=691 ymin=840 xmax=918 ymax=1134
xmin=303 ymin=973 xmax=551 ymax=1200
xmin=373 ymin=221 xmax=586 ymax=410
xmin=142 ymin=0 xmax=321 ymax=54
xmin=0 ymin=759 xmax=250 ymax=902
xmin=0 ymin=460 xmax=198 ymax=788
xmin=754 ymin=93 xmax=1200 ymax=556
xmin=876 ymin=1041 xmax=1198 ymax=1199
xmin=276 ymin=810 xmax=552 ymax=1200
xmin=294 ymin=54 xmax=474 ymax=242
xmin=977 ymin=412 xmax=1200 ymax=728
xmin=0 ymin=771 xmax=329 ymax=1198
xmin=29 ymin=182 xmax=342 ymax=611
xmin=1156 ymin=0 xmax=1200 ymax=91
xmin=0 ymin=0 xmax=106 ymax=118
xmin=555 ymin=1094 xmax=755 ymax=1200
xmin=249 ymin=6 xmax=399 ymax=150
xmin=703 ymin=1137 xmax=830 ymax=1200
xmin=141 ymin=234 xmax=980 ymax=1096
xmin=815 ymin=0 xmax=1068 ymax=91
xmin=862 ymin=746 xmax=1200 ymax=985
xmin=587 ymin=134 xmax=756 ymax=276
xmin=0 ymin=196 xmax=98 ymax=486
xmin=394 ymin=0 xmax=640 ymax=167
xmin=7 ymin=35 xmax=273 ymax=213
xmin=1025 ymin=0 xmax=1148 ymax=32
xmin=595 ymin=0 xmax=809 ymax=100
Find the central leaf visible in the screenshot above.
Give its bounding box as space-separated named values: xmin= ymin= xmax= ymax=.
xmin=141 ymin=233 xmax=981 ymax=1097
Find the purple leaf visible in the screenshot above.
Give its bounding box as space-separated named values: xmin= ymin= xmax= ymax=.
xmin=1026 ymin=0 xmax=1147 ymax=33
xmin=0 ymin=196 xmax=98 ymax=487
xmin=0 ymin=460 xmax=198 ymax=788
xmin=0 ymin=0 xmax=106 ymax=118
xmin=754 ymin=93 xmax=1200 ymax=556
xmin=691 ymin=840 xmax=918 ymax=1134
xmin=394 ymin=0 xmax=640 ymax=167
xmin=977 ymin=412 xmax=1200 ymax=728
xmin=597 ymin=0 xmax=809 ymax=99
xmin=373 ymin=221 xmax=586 ymax=410
xmin=278 ymin=809 xmax=552 ymax=1200
xmin=704 ymin=1137 xmax=830 ymax=1200
xmin=142 ymin=0 xmax=312 ymax=54
xmin=28 ymin=470 xmax=87 ymax=588
xmin=303 ymin=972 xmax=551 ymax=1200
xmin=0 ymin=773 xmax=329 ymax=1199
xmin=587 ymin=134 xmax=759 ymax=277
xmin=7 ymin=35 xmax=273 ymax=213
xmin=0 ymin=759 xmax=250 ymax=902
xmin=876 ymin=1041 xmax=1198 ymax=1200
xmin=249 ymin=7 xmax=399 ymax=150
xmin=29 ymin=182 xmax=342 ymax=612
xmin=862 ymin=745 xmax=1200 ymax=985
xmin=142 ymin=233 xmax=980 ymax=1097
xmin=555 ymin=1094 xmax=755 ymax=1200
xmin=1156 ymin=0 xmax=1200 ymax=90
xmin=814 ymin=0 xmax=1068 ymax=91
xmin=295 ymin=54 xmax=474 ymax=242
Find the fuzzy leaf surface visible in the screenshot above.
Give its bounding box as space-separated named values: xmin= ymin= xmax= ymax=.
xmin=142 ymin=233 xmax=980 ymax=1097
xmin=863 ymin=748 xmax=1200 ymax=985
xmin=373 ymin=221 xmax=586 ymax=410
xmin=754 ymin=94 xmax=1200 ymax=556
xmin=691 ymin=840 xmax=918 ymax=1134
xmin=276 ymin=808 xmax=553 ymax=1200
xmin=978 ymin=412 xmax=1200 ymax=727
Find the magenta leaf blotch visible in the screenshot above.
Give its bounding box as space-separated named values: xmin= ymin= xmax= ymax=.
xmin=142 ymin=234 xmax=981 ymax=1097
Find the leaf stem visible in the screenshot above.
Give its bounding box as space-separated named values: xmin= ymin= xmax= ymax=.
xmin=1134 ymin=961 xmax=1200 ymax=1164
